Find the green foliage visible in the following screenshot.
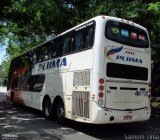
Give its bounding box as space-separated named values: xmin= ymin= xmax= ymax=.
xmin=92 ymin=0 xmax=144 ymax=19
xmin=1 ymin=59 xmax=10 ymax=78
xmin=147 ymin=1 xmax=160 ymax=93
xmin=148 ymin=2 xmax=160 ymax=14
xmin=0 ymin=0 xmax=75 ymax=77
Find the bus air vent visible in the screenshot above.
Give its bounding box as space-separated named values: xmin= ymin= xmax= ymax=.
xmin=72 ymin=91 xmax=90 ymax=119
xmin=73 ymin=70 xmax=90 ymax=86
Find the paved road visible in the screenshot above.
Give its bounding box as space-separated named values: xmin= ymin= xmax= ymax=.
xmin=0 ymin=94 xmax=160 ymax=140
xmin=0 ymin=92 xmax=6 ymax=102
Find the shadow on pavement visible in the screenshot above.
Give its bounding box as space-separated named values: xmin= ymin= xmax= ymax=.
xmin=0 ymin=101 xmax=77 ymax=140
xmin=1 ymin=99 xmax=160 ymax=140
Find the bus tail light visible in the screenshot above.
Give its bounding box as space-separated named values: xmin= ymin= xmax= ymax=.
xmin=99 ymin=85 xmax=104 ymax=91
xmin=148 ymin=82 xmax=151 ymax=98
xmin=99 ymin=92 xmax=104 ymax=98
xmin=98 ymin=78 xmax=105 ymax=106
xmin=99 ymin=78 xmax=104 ymax=84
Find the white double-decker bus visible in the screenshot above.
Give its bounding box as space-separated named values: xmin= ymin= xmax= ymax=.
xmin=7 ymin=15 xmax=151 ymax=124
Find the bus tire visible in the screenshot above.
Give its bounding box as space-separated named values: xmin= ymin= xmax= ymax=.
xmin=43 ymin=98 xmax=52 ymax=120
xmin=56 ymin=101 xmax=65 ymax=124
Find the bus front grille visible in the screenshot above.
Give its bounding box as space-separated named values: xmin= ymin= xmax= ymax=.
xmin=72 ymin=91 xmax=90 ymax=119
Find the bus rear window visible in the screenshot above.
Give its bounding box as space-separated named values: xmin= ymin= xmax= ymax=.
xmin=107 ymin=63 xmax=148 ymax=81
xmin=105 ymin=20 xmax=149 ymax=48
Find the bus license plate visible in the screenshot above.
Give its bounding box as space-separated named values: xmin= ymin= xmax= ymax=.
xmin=123 ymin=116 xmax=132 ymax=120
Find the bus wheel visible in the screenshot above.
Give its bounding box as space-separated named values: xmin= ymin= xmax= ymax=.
xmin=56 ymin=101 xmax=65 ymax=124
xmin=43 ymin=98 xmax=52 ymax=120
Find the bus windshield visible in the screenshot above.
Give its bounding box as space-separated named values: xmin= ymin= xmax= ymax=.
xmin=105 ymin=20 xmax=149 ymax=48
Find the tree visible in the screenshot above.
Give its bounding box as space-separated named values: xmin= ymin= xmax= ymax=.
xmin=147 ymin=2 xmax=160 ymax=96
xmin=0 ymin=0 xmax=77 ymax=77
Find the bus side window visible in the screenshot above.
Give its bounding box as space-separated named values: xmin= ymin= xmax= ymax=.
xmin=33 ymin=75 xmax=45 ymax=92
xmin=20 ymin=75 xmax=35 ymax=91
xmin=75 ymin=32 xmax=82 ymax=51
xmin=81 ymin=26 xmax=94 ymax=49
xmin=40 ymin=46 xmax=47 ymax=61
xmin=62 ymin=31 xmax=75 ymax=54
xmin=75 ymin=26 xmax=94 ymax=51
xmin=26 ymin=76 xmax=34 ymax=91
xmin=63 ymin=37 xmax=69 ymax=54
xmin=49 ymin=40 xmax=57 ymax=59
xmin=88 ymin=27 xmax=94 ymax=48
xmin=36 ymin=47 xmax=41 ymax=62
xmin=68 ymin=37 xmax=75 ymax=53
xmin=18 ymin=74 xmax=29 ymax=91
xmin=59 ymin=41 xmax=63 ymax=57
xmin=43 ymin=43 xmax=49 ymax=61
xmin=55 ymin=38 xmax=63 ymax=58
xmin=47 ymin=43 xmax=52 ymax=59
xmin=81 ymin=32 xmax=88 ymax=49
xmin=32 ymin=53 xmax=37 ymax=64
xmin=23 ymin=75 xmax=45 ymax=92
